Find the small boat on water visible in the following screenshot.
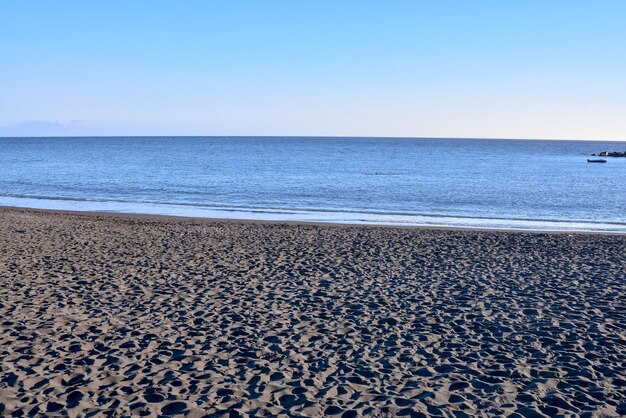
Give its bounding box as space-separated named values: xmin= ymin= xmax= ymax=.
xmin=587 ymin=159 xmax=607 ymax=163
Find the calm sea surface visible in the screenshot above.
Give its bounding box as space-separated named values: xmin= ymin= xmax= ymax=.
xmin=1 ymin=137 xmax=625 ymax=232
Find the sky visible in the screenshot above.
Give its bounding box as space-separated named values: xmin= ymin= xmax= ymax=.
xmin=1 ymin=1 xmax=625 ymax=140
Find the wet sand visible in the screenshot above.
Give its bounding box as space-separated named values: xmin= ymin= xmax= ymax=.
xmin=1 ymin=207 xmax=624 ymax=417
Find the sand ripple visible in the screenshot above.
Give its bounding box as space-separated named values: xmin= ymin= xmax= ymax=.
xmin=1 ymin=208 xmax=625 ymax=416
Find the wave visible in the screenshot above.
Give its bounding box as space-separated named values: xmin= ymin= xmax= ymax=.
xmin=1 ymin=193 xmax=625 ymax=233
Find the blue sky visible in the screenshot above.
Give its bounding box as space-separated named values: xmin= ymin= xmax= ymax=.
xmin=1 ymin=1 xmax=625 ymax=139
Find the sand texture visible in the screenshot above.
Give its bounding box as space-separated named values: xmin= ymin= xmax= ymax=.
xmin=1 ymin=208 xmax=625 ymax=417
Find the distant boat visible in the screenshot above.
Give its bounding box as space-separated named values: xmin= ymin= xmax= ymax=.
xmin=587 ymin=159 xmax=607 ymax=163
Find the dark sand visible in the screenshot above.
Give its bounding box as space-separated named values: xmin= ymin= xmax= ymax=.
xmin=0 ymin=207 xmax=624 ymax=417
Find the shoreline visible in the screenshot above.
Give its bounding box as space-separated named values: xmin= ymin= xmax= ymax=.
xmin=1 ymin=205 xmax=624 ymax=236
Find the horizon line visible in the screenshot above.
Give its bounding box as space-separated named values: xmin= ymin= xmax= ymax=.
xmin=1 ymin=134 xmax=626 ymax=142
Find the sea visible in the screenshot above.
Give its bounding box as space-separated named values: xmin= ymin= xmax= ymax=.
xmin=1 ymin=136 xmax=625 ymax=232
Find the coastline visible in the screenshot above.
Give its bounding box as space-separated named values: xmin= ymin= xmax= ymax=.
xmin=1 ymin=204 xmax=624 ymax=235
xmin=1 ymin=207 xmax=625 ymax=416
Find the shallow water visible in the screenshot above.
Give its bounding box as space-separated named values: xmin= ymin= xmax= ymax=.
xmin=1 ymin=136 xmax=625 ymax=232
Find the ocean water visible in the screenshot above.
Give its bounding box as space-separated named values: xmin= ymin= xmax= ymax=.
xmin=1 ymin=136 xmax=625 ymax=232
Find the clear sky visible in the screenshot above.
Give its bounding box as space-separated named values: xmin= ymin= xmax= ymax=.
xmin=1 ymin=1 xmax=625 ymax=139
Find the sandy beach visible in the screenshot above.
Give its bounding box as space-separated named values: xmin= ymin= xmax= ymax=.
xmin=0 ymin=207 xmax=624 ymax=417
